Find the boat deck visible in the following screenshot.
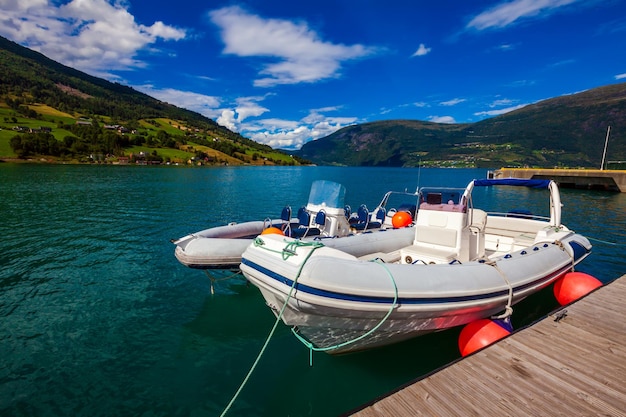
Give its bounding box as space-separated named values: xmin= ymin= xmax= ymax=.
xmin=348 ymin=275 xmax=626 ymax=416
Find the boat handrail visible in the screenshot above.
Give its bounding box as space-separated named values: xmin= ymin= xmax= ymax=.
xmin=486 ymin=211 xmax=551 ymax=221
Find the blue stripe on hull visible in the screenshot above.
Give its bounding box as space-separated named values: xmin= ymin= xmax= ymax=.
xmin=569 ymin=240 xmax=589 ymax=262
xmin=241 ymin=257 xmax=572 ymax=306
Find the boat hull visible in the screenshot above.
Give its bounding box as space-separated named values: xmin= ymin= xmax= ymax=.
xmin=173 ymin=180 xmax=421 ymax=270
xmin=173 ymin=221 xmax=280 ymax=269
xmin=174 ymin=222 xmax=416 ymax=269
xmin=241 ymin=232 xmax=591 ymax=354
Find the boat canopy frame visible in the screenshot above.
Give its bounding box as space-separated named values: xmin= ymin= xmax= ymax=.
xmin=472 ymin=178 xmax=562 ymax=227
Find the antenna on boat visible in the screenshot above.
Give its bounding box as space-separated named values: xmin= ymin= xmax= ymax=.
xmin=600 ymin=126 xmax=611 ymax=170
xmin=416 ymin=159 xmax=422 ymax=193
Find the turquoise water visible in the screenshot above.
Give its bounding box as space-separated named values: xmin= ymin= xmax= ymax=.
xmin=1 ymin=164 xmax=624 ymax=416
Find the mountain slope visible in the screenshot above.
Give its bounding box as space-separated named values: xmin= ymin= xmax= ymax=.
xmin=297 ymin=82 xmax=626 ymax=168
xmin=0 ymin=35 xmax=308 ymax=165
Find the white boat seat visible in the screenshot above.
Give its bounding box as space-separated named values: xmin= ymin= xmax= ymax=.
xmin=400 ymin=245 xmax=457 ymax=264
xmin=402 ymin=203 xmax=470 ymax=264
xmin=415 ymin=226 xmax=457 ymax=247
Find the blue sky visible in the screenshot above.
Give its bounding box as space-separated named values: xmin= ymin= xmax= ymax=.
xmin=1 ymin=0 xmax=625 ymax=150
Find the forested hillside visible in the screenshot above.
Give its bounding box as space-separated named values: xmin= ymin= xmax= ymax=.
xmin=0 ymin=35 xmax=309 ymax=165
xmin=296 ymin=82 xmax=626 ymax=168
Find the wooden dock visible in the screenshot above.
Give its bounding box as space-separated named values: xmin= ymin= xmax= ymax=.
xmin=349 ymin=275 xmax=626 ymax=416
xmin=494 ymin=168 xmax=626 ymax=192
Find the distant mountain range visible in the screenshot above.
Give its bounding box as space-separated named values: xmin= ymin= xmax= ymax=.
xmin=294 ymin=83 xmax=626 ymax=168
xmin=2 ymin=34 xmax=624 ymax=168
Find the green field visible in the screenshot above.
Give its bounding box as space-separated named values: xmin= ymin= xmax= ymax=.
xmin=0 ymin=104 xmax=301 ymax=165
xmin=0 ymin=106 xmax=75 ymax=157
xmin=126 ymin=145 xmax=194 ymax=162
xmin=0 ymin=129 xmax=17 ymax=157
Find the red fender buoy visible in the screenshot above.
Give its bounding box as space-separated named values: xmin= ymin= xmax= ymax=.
xmin=458 ymin=319 xmax=511 ymax=357
xmin=261 ymin=227 xmax=284 ymax=235
xmin=391 ymin=211 xmax=412 ymax=228
xmin=553 ymin=272 xmax=602 ymax=306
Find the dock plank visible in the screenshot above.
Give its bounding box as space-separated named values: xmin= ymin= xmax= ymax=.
xmin=350 ymin=275 xmax=626 ymax=417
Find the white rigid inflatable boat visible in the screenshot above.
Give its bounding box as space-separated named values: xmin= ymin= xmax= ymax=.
xmin=240 ymin=178 xmax=592 ymax=354
xmin=173 ymin=180 xmax=420 ymax=270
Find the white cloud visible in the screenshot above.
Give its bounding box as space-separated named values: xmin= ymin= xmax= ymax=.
xmin=0 ymin=0 xmax=186 ymax=78
xmin=496 ymin=43 xmax=516 ymax=51
xmin=209 ymin=6 xmax=378 ymax=87
xmin=234 ymin=96 xmax=270 ymax=122
xmin=217 ymin=110 xmax=237 ymax=131
xmin=547 ymin=59 xmax=576 ymax=69
xmin=440 ymin=98 xmax=466 ymax=106
xmin=218 ymin=106 xmax=359 ymax=150
xmin=411 ymin=43 xmax=431 ymax=57
xmin=474 ymin=104 xmax=527 ymax=117
xmin=467 ymin=0 xmax=579 ymax=31
xmin=246 ymin=118 xmax=353 ymax=150
xmin=135 ymin=85 xmax=221 ymax=117
xmin=248 ymin=118 xmax=301 ymax=132
xmin=615 ymin=73 xmax=626 ymax=80
xmin=248 ymin=127 xmax=310 ymax=150
xmin=302 ymin=106 xmax=343 ymax=124
xmin=490 ymin=98 xmax=514 ymax=107
xmin=428 ymin=116 xmax=456 ymax=124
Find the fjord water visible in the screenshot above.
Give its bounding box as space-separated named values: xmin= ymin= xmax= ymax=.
xmin=1 ymin=164 xmax=624 ymax=417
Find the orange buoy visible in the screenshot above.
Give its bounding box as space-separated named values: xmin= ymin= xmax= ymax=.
xmin=553 ymin=271 xmax=602 ymax=306
xmin=261 ymin=226 xmax=284 ymax=235
xmin=391 ymin=211 xmax=413 ymax=228
xmin=458 ymin=318 xmax=512 ymax=357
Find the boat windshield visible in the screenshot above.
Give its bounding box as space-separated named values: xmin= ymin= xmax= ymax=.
xmin=307 ymin=180 xmax=346 ymax=209
xmin=419 ymin=187 xmax=468 ymax=212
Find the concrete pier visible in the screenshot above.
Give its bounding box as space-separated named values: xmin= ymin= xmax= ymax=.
xmin=493 ymin=168 xmax=626 ymax=192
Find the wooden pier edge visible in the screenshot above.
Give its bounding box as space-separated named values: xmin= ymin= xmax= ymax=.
xmin=347 ymin=275 xmax=626 ymax=417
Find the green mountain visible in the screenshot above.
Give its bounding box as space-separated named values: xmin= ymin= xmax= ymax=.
xmin=0 ymin=35 xmax=308 ymax=165
xmin=295 ymin=82 xmax=626 ymax=168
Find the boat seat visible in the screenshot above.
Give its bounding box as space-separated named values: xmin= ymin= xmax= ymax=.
xmin=351 ymin=205 xmax=370 ymax=230
xmin=292 ymin=209 xmax=322 ymax=238
xmin=415 ymin=226 xmax=457 ymax=247
xmin=367 ymin=208 xmax=386 ymax=229
xmin=352 ymin=205 xmax=384 ymax=230
xmin=314 ymin=210 xmax=327 ymax=229
xmin=400 ymin=204 xmax=470 ymax=264
xmin=400 ymin=245 xmax=458 ymax=264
